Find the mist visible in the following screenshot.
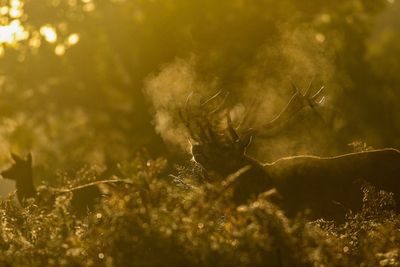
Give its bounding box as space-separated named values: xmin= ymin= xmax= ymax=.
xmin=144 ymin=21 xmax=348 ymax=162
xmin=0 ymin=1 xmax=400 ymax=266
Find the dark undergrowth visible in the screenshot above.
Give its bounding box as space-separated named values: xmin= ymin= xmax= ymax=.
xmin=0 ymin=154 xmax=399 ymax=267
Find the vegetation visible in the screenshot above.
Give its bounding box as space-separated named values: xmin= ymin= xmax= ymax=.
xmin=0 ymin=156 xmax=400 ymax=266
xmin=0 ymin=0 xmax=399 ymax=266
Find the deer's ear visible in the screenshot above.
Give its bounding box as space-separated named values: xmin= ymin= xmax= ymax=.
xmin=26 ymin=153 xmax=32 ymax=165
xmin=10 ymin=152 xmax=22 ymax=162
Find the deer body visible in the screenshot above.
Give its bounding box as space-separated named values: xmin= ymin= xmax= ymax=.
xmin=219 ymin=147 xmax=400 ymax=221
xmin=1 ymin=153 xmax=36 ymax=204
xmin=182 ymin=85 xmax=400 ymax=221
xmin=1 ymin=153 xmax=125 ymax=216
xmin=225 ymin=148 xmax=400 ymax=221
xmin=263 ymin=148 xmax=400 ymax=220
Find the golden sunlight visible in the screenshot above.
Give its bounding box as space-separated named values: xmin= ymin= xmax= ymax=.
xmin=39 ymin=25 xmax=57 ymax=43
xmin=54 ymin=43 xmax=66 ymax=56
xmin=0 ymin=0 xmax=27 ymax=48
xmin=0 ymin=19 xmax=28 ymax=45
xmin=67 ymin=33 xmax=79 ymax=46
xmin=0 ymin=1 xmax=399 ymax=266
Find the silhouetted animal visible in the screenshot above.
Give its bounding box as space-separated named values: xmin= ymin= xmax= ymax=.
xmin=182 ymin=84 xmax=400 ymax=221
xmin=235 ymin=148 xmax=400 ymax=221
xmin=1 ymin=153 xmax=128 ymax=216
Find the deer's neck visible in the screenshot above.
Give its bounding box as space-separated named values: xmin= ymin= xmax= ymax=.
xmin=15 ymin=171 xmax=36 ymax=204
xmin=232 ymin=155 xmax=274 ymax=203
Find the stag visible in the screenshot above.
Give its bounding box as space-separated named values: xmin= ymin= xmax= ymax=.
xmin=1 ymin=153 xmax=130 ymax=216
xmin=180 ymin=84 xmax=400 ymax=221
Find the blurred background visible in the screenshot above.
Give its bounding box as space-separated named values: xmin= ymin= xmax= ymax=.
xmin=0 ymin=0 xmax=399 ymax=194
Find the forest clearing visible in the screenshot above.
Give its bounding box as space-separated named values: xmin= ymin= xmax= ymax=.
xmin=0 ymin=0 xmax=399 ymax=266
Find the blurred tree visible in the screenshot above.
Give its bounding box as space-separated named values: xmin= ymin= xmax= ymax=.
xmin=0 ymin=0 xmax=397 ymax=172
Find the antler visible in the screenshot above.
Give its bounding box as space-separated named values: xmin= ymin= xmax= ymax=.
xmin=179 ymin=90 xmax=228 ymax=145
xmin=246 ymin=80 xmax=325 ymax=137
xmin=179 ymin=91 xmax=251 ymax=176
xmin=179 ymin=80 xmax=325 ymax=176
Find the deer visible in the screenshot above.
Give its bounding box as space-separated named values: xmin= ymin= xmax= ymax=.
xmin=180 ymin=83 xmax=400 ymax=222
xmin=1 ymin=153 xmax=131 ymax=216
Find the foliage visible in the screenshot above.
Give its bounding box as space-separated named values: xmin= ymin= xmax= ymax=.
xmin=0 ymin=1 xmax=399 ymax=266
xmin=0 ymin=0 xmax=399 ymax=169
xmin=0 ymin=155 xmax=398 ymax=266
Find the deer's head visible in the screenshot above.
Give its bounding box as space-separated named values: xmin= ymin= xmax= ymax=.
xmin=180 ymin=83 xmax=324 ymax=178
xmin=2 ymin=153 xmax=33 ymax=184
xmin=179 ymin=91 xmax=254 ymax=177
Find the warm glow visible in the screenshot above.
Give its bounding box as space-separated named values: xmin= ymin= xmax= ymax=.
xmin=0 ymin=1 xmax=398 ymax=265
xmin=0 ymin=20 xmax=29 ymax=45
xmin=55 ymin=44 xmax=66 ymax=56
xmin=28 ymin=32 xmax=41 ymax=48
xmin=315 ymin=33 xmax=325 ymax=43
xmin=40 ymin=25 xmax=57 ymax=43
xmin=0 ymin=6 xmax=9 ymax=16
xmin=9 ymin=7 xmax=22 ymax=18
xmin=67 ymin=33 xmax=80 ymax=45
xmin=82 ymin=2 xmax=96 ymax=12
